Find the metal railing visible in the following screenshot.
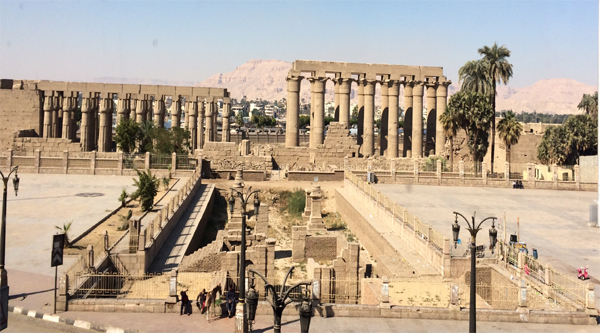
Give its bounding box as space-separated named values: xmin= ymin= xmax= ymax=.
xmin=176 ymin=155 xmax=197 ymax=170
xmin=149 ymin=154 xmax=171 ymax=169
xmin=548 ymin=267 xmax=586 ymax=307
xmin=319 ymin=279 xmax=361 ymax=304
xmin=71 ymin=272 xmax=169 ymax=299
xmin=430 ymin=229 xmax=444 ymax=251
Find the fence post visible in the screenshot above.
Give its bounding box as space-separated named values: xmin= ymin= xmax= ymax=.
xmin=380 ymin=277 xmax=390 ymax=308
xmin=118 ymin=151 xmax=123 ymax=176
xmin=545 ymin=264 xmax=552 ymax=286
xmin=145 ymin=152 xmax=150 ymax=170
xmin=505 ymin=161 xmax=510 ymax=187
xmin=57 ymin=274 xmax=69 ymax=311
xmin=586 ymin=284 xmax=596 ymax=315
xmin=172 ymin=152 xmax=177 ymax=173
xmin=518 ymin=279 xmax=528 ymax=313
xmin=442 ymin=237 xmax=451 ymax=278
xmin=517 ymin=251 xmax=524 ymax=278
xmin=103 ymin=231 xmax=109 ymax=252
xmin=34 ymin=149 xmax=41 ymax=173
xmin=436 ymin=159 xmax=442 ymax=185
xmin=459 ymin=160 xmax=465 ymax=183
xmin=574 ymin=165 xmax=581 ymax=190
xmin=552 ymin=164 xmax=558 ymax=189
xmin=482 ymin=161 xmax=487 ymax=185
xmin=414 ymin=159 xmax=419 ymax=184
xmin=91 ymin=151 xmax=96 ymax=175
xmin=7 ymin=149 xmax=13 ymax=168
xmin=391 ymin=161 xmax=396 ymax=183
xmin=63 ymin=150 xmax=69 ymax=174
xmin=87 ymin=245 xmax=94 ymax=270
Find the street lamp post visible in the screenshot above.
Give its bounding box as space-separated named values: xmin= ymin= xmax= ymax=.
xmin=0 ymin=166 xmax=19 ymax=287
xmin=451 ymin=211 xmax=497 ymax=333
xmin=229 ymin=186 xmax=260 ymax=333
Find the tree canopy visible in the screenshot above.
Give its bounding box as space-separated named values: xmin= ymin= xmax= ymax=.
xmin=497 ymin=111 xmax=523 ymax=164
xmin=114 ymin=118 xmax=142 ymax=153
xmin=577 ymin=92 xmax=598 ymax=117
xmin=537 ymin=115 xmax=597 ymax=165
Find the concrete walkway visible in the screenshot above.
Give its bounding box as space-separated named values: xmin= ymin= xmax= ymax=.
xmin=340 ymin=186 xmax=439 ymax=276
xmin=148 ymin=184 xmax=215 ymax=273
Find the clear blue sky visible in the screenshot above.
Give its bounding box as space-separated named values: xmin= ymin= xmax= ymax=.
xmin=0 ymin=0 xmax=598 ymax=87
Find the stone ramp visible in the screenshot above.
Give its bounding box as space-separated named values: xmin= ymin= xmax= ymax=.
xmin=337 ymin=188 xmax=439 ymax=276
xmin=148 ymin=184 xmax=215 ymax=273
xmin=178 ymin=230 xmax=225 ymax=272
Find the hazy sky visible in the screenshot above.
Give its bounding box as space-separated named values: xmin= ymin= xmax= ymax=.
xmin=0 ymin=0 xmax=598 ymax=87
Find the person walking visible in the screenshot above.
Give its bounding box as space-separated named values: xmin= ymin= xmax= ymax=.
xmin=226 ymin=287 xmax=236 ymax=318
xmin=180 ymin=290 xmax=190 ymax=316
xmin=196 ymin=289 xmax=207 ymax=314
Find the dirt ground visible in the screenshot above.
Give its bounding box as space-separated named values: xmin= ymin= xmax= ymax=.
xmin=64 ymin=178 xmax=181 ymax=256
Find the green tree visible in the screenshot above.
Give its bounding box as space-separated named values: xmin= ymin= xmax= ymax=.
xmin=299 ymin=115 xmax=310 ymax=129
xmin=537 ymin=114 xmax=597 ymax=165
xmin=324 ymin=116 xmax=335 ymax=127
xmin=114 ymin=118 xmax=142 ymax=153
xmin=439 ymin=103 xmax=461 ymax=167
xmin=577 ymin=92 xmax=598 ymax=117
xmin=144 ymin=127 xmax=191 ymax=155
xmin=460 ymin=43 xmax=513 ymax=172
xmin=131 ymin=169 xmax=160 ymax=212
xmin=139 ymin=120 xmax=156 ymax=153
xmin=236 ymin=112 xmax=244 ymax=127
xmin=445 ymin=91 xmax=493 ymax=170
xmin=351 ymin=105 xmax=359 ymax=119
xmin=118 ymin=188 xmax=128 ymax=208
xmin=497 ymin=110 xmax=523 ymax=164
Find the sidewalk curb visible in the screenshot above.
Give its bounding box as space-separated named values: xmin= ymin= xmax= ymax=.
xmin=8 ymin=305 xmax=138 ymax=333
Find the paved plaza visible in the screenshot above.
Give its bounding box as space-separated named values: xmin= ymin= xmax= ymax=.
xmin=374 ymin=184 xmax=598 ymax=276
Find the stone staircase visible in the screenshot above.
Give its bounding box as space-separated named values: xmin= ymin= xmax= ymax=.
xmin=178 ymin=230 xmax=225 ymax=272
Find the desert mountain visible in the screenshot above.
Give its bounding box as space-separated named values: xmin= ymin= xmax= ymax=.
xmin=198 ymin=59 xmax=597 ymax=115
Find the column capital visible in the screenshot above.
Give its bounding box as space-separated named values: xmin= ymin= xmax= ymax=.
xmin=43 ymin=95 xmax=53 ymax=111
xmin=63 ymin=96 xmax=73 ymax=111
xmin=81 ymin=98 xmax=90 ymax=113
xmin=99 ymin=98 xmax=109 ymax=113
xmin=53 ymin=96 xmax=61 ymax=110
xmin=306 ymin=76 xmax=328 ymax=83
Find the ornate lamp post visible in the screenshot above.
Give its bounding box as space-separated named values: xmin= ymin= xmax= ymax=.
xmin=248 ymin=267 xmax=311 ymax=333
xmin=0 ymin=166 xmax=19 ymax=287
xmin=451 ymin=211 xmax=497 ymax=333
xmin=229 ymin=185 xmax=260 ymax=333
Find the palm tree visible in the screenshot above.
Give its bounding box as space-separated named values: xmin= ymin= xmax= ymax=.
xmin=478 ymin=43 xmax=513 ymax=173
xmin=458 ymin=59 xmax=492 ymax=95
xmin=439 ymin=105 xmax=461 ymax=170
xmin=55 ymin=221 xmax=73 ymax=247
xmin=497 ymin=111 xmax=523 ymax=166
xmin=578 ymin=92 xmax=598 ymax=116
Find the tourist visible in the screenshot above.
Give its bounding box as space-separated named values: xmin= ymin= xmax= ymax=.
xmin=226 ymin=287 xmax=236 ymax=317
xmin=180 ymin=290 xmax=190 ymax=316
xmin=197 ymin=289 xmax=207 ymax=314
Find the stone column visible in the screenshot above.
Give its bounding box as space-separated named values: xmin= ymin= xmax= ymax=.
xmin=90 ymin=95 xmax=98 ymax=151
xmin=98 ymin=97 xmax=109 ymax=152
xmin=70 ymin=96 xmax=77 ymax=140
xmin=116 ymin=98 xmax=127 ymax=125
xmin=80 ymin=97 xmax=91 ymax=151
xmin=61 ymin=95 xmax=72 ymax=139
xmin=188 ymin=101 xmax=198 ymax=150
xmin=55 ymin=96 xmax=62 ymax=138
xmin=205 ymin=100 xmax=213 ymax=144
xmin=152 ymin=99 xmax=164 ymax=127
xmin=106 ymin=95 xmax=114 ymax=151
xmin=339 ymin=78 xmax=352 ymax=126
xmin=222 ymin=101 xmax=231 ymax=142
xmin=285 ymin=76 xmax=302 ymax=147
xmin=411 ymin=81 xmax=424 ymax=158
xmin=42 ymin=94 xmax=53 ymax=139
xmin=363 ymin=79 xmax=376 ymax=157
xmin=425 ymin=83 xmax=437 ymax=156
xmin=436 ymin=81 xmax=450 ymax=156
xmin=334 ymin=77 xmax=341 ymax=121
xmin=198 ymin=100 xmax=205 ymax=149
xmin=51 ymin=95 xmax=59 ymax=138
xmin=403 ymin=81 xmax=413 ymax=158
xmin=212 ymin=101 xmax=218 ymax=141
xmin=388 ymin=80 xmax=400 ymax=158
xmin=146 ymin=97 xmax=153 ymax=123
xmin=380 ymin=80 xmax=389 ymax=156
xmin=135 ymin=99 xmax=145 ymax=124
xmin=309 ymin=77 xmax=326 ymax=148
xmin=357 ymin=76 xmax=365 ymax=148
xmin=172 ymin=96 xmax=182 ymax=128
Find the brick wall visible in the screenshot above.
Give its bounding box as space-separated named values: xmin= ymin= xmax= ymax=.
xmin=305 ymin=236 xmax=337 ymax=262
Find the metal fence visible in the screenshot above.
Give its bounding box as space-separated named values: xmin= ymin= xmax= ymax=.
xmin=176 ymin=155 xmax=197 ymax=170
xmin=320 ymin=279 xmax=360 ymax=304
xmin=71 ymin=272 xmax=169 ymax=299
xmin=123 ymin=153 xmax=145 ymax=170
xmin=149 ymin=154 xmax=171 ymax=169
xmin=548 ymin=267 xmax=587 ymax=307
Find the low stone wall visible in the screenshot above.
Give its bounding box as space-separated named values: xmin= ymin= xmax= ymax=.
xmin=66 ymin=299 xmax=595 ymax=325
xmin=212 ymin=170 xmax=267 ymax=181
xmin=305 ymin=236 xmax=337 ymax=262
xmin=288 ymin=170 xmax=344 ymax=182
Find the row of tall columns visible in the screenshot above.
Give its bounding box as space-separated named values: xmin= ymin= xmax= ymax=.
xmin=403 ymin=80 xmax=450 ymax=158
xmin=285 ymin=75 xmax=450 ymax=159
xmin=43 ymin=93 xmax=79 ymax=141
xmin=222 ymin=101 xmax=231 ymax=142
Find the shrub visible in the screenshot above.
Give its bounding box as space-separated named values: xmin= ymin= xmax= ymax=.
xmin=118 ymin=210 xmax=133 ymax=231
xmin=131 ymin=169 xmax=159 ymax=212
xmin=287 ymin=189 xmax=305 ymax=216
xmin=118 ymin=189 xmax=128 ymax=207
xmin=55 ymin=221 xmax=73 ymax=247
xmin=162 ymin=177 xmax=171 ymax=191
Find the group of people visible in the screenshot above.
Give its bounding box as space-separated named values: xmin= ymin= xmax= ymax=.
xmin=512 ymin=180 xmax=524 ymax=189
xmin=179 ymin=284 xmax=238 ymax=320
